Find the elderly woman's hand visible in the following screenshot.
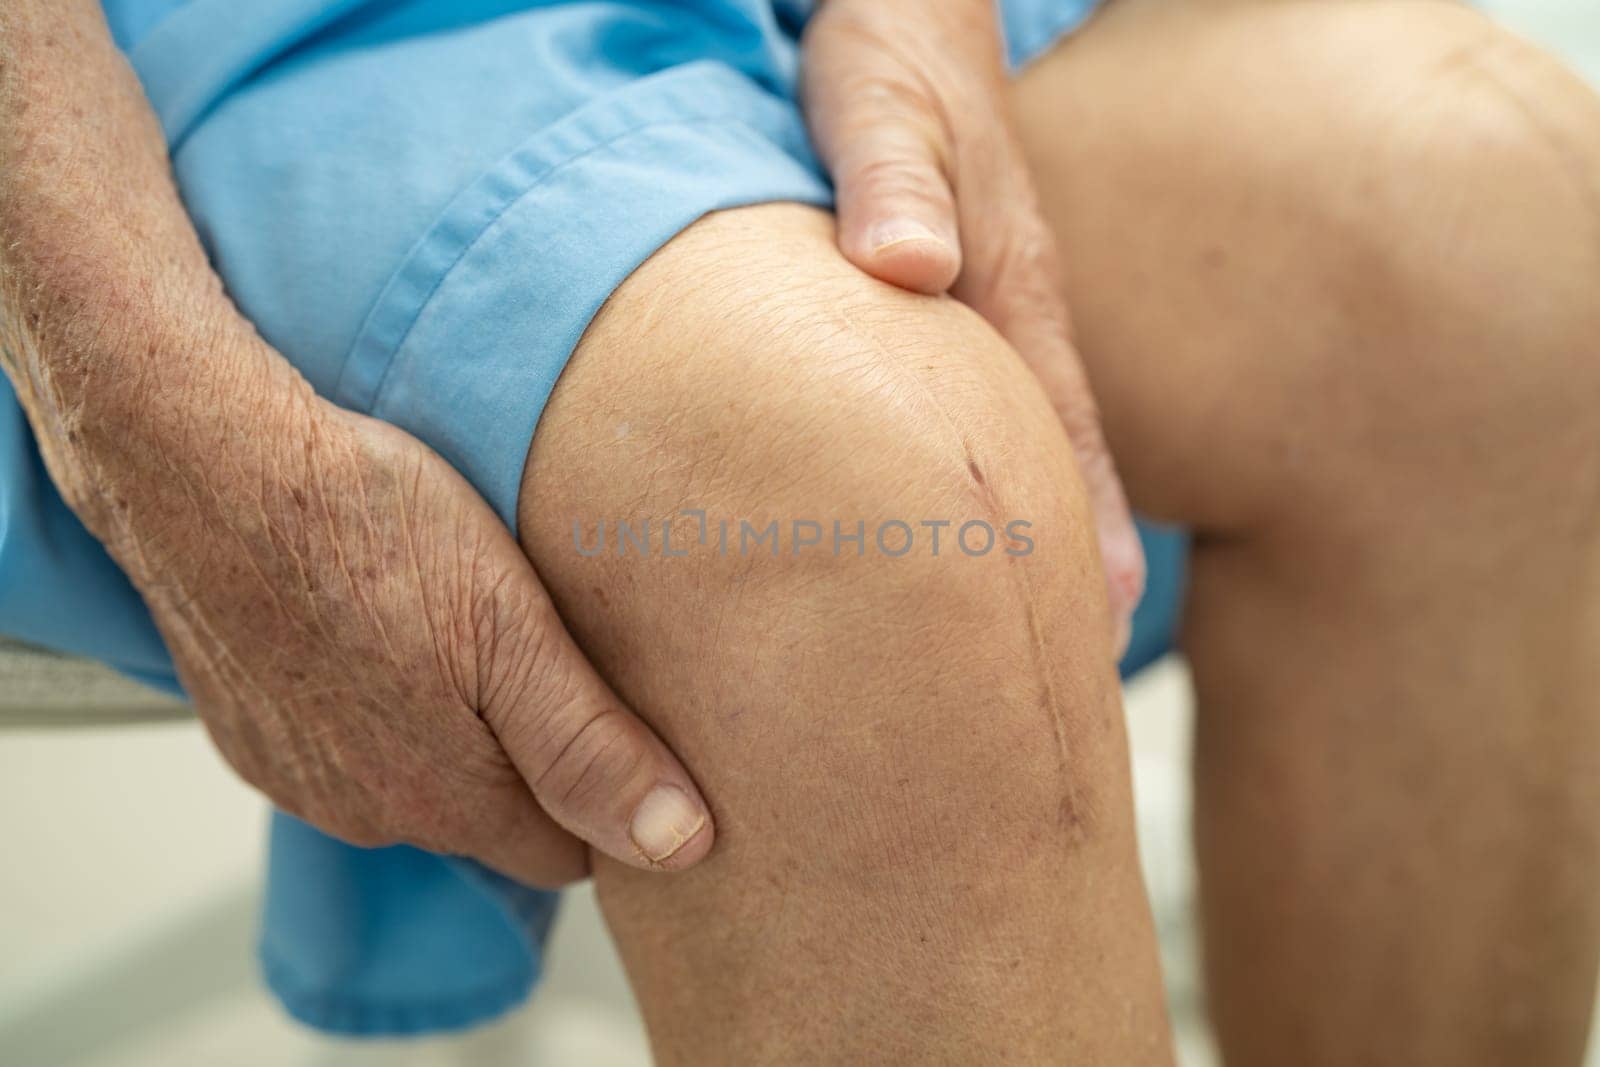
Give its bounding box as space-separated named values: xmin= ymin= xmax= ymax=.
xmin=0 ymin=0 xmax=712 ymax=884
xmin=803 ymin=0 xmax=1144 ymax=650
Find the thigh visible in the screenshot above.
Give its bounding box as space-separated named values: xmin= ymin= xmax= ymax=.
xmin=515 ymin=204 xmax=1168 ymax=1063
xmin=1011 ymin=0 xmax=1600 ymax=535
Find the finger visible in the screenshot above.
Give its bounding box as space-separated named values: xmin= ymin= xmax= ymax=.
xmin=802 ymin=47 xmax=962 ymax=293
xmin=951 ymin=150 xmax=1145 ymax=653
xmin=478 ymin=579 xmax=715 ymax=872
xmin=831 ymin=129 xmax=963 ymax=294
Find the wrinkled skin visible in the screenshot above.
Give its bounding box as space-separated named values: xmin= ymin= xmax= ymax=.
xmin=0 ymin=1 xmax=713 ymax=885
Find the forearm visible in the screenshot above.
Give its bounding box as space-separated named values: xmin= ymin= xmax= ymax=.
xmin=0 ymin=0 xmax=307 ymax=558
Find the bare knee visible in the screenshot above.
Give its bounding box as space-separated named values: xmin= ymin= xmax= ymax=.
xmin=1346 ymin=11 xmax=1600 ymax=366
xmin=520 ymin=205 xmax=1126 ymax=865
xmin=516 ymin=206 xmax=1156 ymax=1055
xmin=1016 ymin=0 xmax=1600 ymax=541
xmin=1312 ymin=17 xmax=1600 ymax=534
xmin=1197 ymin=9 xmax=1600 ymax=540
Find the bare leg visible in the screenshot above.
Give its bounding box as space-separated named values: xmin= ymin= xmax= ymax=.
xmin=516 ymin=207 xmax=1173 ymax=1063
xmin=1015 ymin=1 xmax=1600 ymax=1062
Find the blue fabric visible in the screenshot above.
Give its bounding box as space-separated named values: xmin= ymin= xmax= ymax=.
xmin=261 ymin=815 xmax=560 ymax=1034
xmin=0 ymin=0 xmax=1178 ymax=1037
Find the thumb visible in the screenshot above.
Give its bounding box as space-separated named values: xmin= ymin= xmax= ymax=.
xmin=803 ymin=44 xmax=962 ymax=293
xmin=479 ymin=578 xmax=715 ymax=872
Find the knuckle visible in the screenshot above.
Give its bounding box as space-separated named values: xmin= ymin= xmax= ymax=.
xmin=979 ymin=217 xmax=1061 ymax=297
xmin=847 ymin=153 xmax=952 ymax=209
xmin=531 ymin=707 xmax=647 ymax=811
xmin=473 ymin=581 xmax=568 ymax=731
xmin=844 ymin=75 xmax=941 ymax=134
xmin=1056 ymin=392 xmax=1109 ymax=458
xmin=956 ymin=217 xmax=1069 ymax=341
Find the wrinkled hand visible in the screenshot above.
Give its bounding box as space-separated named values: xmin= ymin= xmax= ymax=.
xmin=5 ymin=307 xmax=718 ymax=887
xmin=803 ymin=0 xmax=1144 ymax=649
xmin=1 ymin=0 xmax=712 ymax=886
xmin=51 ymin=350 xmax=713 ymax=883
xmin=92 ymin=360 xmax=716 ymax=885
xmin=34 ymin=373 xmax=717 ymax=885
